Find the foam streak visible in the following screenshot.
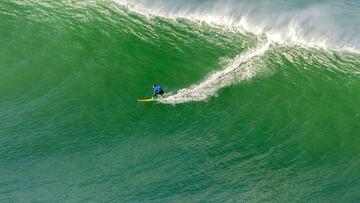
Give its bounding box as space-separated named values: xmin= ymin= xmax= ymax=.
xmin=160 ymin=42 xmax=271 ymax=104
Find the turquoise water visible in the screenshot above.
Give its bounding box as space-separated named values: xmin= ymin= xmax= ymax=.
xmin=1 ymin=0 xmax=360 ymax=202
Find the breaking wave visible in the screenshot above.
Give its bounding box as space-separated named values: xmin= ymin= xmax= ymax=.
xmin=114 ymin=0 xmax=360 ymax=53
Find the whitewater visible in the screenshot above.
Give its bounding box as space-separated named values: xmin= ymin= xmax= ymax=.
xmin=114 ymin=0 xmax=360 ymax=52
xmin=160 ymin=42 xmax=271 ymax=104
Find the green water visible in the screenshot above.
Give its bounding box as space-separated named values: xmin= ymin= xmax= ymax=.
xmin=1 ymin=1 xmax=360 ymax=202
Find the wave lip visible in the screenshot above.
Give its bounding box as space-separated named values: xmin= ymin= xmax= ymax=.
xmin=114 ymin=0 xmax=360 ymax=53
xmin=160 ymin=42 xmax=271 ymax=104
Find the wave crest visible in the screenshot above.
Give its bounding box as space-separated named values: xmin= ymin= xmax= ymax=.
xmin=114 ymin=0 xmax=360 ymax=53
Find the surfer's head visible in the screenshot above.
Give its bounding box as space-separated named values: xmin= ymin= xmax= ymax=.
xmin=153 ymin=84 xmax=157 ymax=88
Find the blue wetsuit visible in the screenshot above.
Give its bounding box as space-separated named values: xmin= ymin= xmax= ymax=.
xmin=153 ymin=85 xmax=164 ymax=97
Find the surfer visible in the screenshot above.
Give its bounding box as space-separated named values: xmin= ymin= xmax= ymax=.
xmin=153 ymin=84 xmax=164 ymax=98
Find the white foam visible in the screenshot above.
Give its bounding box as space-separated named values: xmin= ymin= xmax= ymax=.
xmin=113 ymin=0 xmax=360 ymax=53
xmin=159 ymin=42 xmax=271 ymax=104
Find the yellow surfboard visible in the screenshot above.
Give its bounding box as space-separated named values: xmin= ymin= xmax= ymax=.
xmin=137 ymin=98 xmax=154 ymax=102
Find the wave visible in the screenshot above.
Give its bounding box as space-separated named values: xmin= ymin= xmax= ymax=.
xmin=113 ymin=0 xmax=360 ymax=53
xmin=160 ymin=42 xmax=271 ymax=104
xmin=111 ymin=0 xmax=360 ymax=104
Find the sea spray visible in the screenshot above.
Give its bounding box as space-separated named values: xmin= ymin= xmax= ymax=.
xmin=114 ymin=0 xmax=360 ymax=52
xmin=160 ymin=42 xmax=271 ymax=104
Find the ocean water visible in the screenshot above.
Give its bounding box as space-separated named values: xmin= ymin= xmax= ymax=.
xmin=1 ymin=0 xmax=360 ymax=202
